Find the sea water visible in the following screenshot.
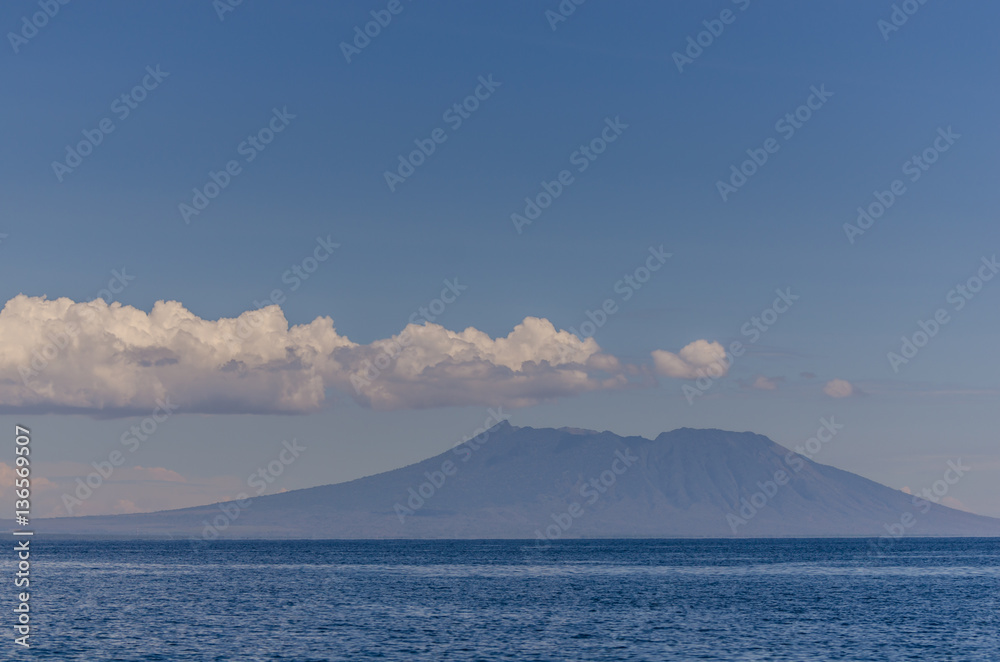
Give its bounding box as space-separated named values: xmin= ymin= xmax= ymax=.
xmin=6 ymin=537 xmax=999 ymax=660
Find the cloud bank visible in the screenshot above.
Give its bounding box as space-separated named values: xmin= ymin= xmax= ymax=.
xmin=0 ymin=295 xmax=629 ymax=416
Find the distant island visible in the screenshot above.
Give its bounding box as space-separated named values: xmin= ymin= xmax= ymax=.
xmin=15 ymin=424 xmax=1000 ymax=540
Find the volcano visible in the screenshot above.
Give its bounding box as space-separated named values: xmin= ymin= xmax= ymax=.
xmin=23 ymin=423 xmax=1000 ymax=539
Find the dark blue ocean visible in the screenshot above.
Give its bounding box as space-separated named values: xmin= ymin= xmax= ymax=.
xmin=5 ymin=538 xmax=999 ymax=661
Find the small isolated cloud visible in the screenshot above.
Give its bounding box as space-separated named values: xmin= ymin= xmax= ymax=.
xmin=941 ymin=496 xmax=969 ymax=512
xmin=823 ymin=378 xmax=855 ymax=398
xmin=111 ymin=499 xmax=140 ymax=515
xmin=752 ymin=375 xmax=780 ymax=391
xmin=902 ymin=488 xmax=968 ymax=513
xmin=131 ymin=466 xmax=187 ymax=483
xmin=800 ymin=371 xmax=817 ymax=379
xmin=651 ymin=340 xmax=728 ymax=379
xmin=0 ymin=295 xmax=630 ymax=416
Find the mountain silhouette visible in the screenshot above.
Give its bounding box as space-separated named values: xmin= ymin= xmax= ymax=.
xmin=24 ymin=424 xmax=1000 ymax=539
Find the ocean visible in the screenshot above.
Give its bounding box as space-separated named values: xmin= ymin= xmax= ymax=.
xmin=7 ymin=538 xmax=999 ymax=660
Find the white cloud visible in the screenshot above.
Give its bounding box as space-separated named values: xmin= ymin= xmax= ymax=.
xmin=0 ymin=295 xmax=628 ymax=416
xmin=823 ymin=378 xmax=854 ymax=398
xmin=651 ymin=340 xmax=728 ymax=379
xmin=752 ymin=375 xmax=779 ymax=391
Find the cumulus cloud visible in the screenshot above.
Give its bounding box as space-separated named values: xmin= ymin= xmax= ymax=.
xmin=651 ymin=340 xmax=728 ymax=379
xmin=822 ymin=378 xmax=855 ymax=398
xmin=0 ymin=295 xmax=628 ymax=416
xmin=751 ymin=375 xmax=780 ymax=391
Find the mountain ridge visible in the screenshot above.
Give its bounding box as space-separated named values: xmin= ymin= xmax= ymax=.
xmin=14 ymin=424 xmax=1000 ymax=540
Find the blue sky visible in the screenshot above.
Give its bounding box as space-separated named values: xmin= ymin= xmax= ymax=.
xmin=2 ymin=0 xmax=999 ymax=518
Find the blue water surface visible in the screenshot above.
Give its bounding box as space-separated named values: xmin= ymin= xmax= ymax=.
xmin=4 ymin=538 xmax=999 ymax=661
